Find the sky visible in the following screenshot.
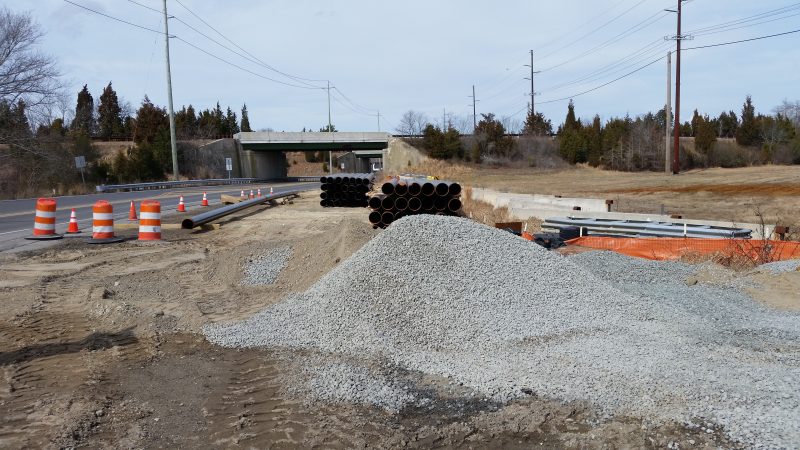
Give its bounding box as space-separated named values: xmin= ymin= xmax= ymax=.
xmin=14 ymin=0 xmax=800 ymax=133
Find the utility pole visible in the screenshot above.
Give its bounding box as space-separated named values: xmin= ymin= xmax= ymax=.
xmin=470 ymin=85 xmax=477 ymax=132
xmin=327 ymin=80 xmax=333 ymax=174
xmin=524 ymin=50 xmax=540 ymax=116
xmin=665 ymin=51 xmax=672 ymax=174
xmin=666 ymin=0 xmax=691 ymax=174
xmin=443 ymin=108 xmax=446 ymax=130
xmin=377 ymin=110 xmax=381 ymax=131
xmin=162 ymin=0 xmax=179 ymax=180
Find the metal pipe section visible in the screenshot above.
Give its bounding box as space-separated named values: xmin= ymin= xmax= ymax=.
xmin=182 ymin=190 xmax=299 ymax=229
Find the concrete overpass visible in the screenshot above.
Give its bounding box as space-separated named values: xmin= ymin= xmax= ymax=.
xmin=233 ymin=132 xmax=390 ymax=178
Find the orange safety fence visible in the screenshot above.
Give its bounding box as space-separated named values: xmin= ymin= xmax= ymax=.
xmin=566 ymin=236 xmax=800 ymax=262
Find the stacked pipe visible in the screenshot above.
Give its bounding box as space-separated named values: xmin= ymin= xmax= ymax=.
xmin=319 ymin=173 xmax=374 ymax=208
xmin=368 ymin=176 xmax=462 ymax=228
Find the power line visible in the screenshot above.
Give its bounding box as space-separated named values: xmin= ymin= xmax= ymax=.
xmin=540 ymin=9 xmax=670 ymax=72
xmin=64 ymin=0 xmax=166 ymax=35
xmin=63 ymin=0 xmax=326 ymax=90
xmin=332 ymin=87 xmax=376 ymax=114
xmin=685 ymin=2 xmax=800 ymax=35
xmin=534 ymin=0 xmax=630 ymax=54
xmin=173 ymin=38 xmax=324 ymax=90
xmin=683 ymin=27 xmax=800 ymax=51
xmin=172 ymin=0 xmax=327 ymax=85
xmin=537 ymin=0 xmax=650 ymax=61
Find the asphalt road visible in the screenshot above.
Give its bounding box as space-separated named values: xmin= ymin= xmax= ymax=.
xmin=0 ymin=181 xmax=318 ymax=252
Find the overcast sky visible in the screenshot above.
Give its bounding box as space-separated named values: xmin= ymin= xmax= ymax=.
xmin=18 ymin=0 xmax=800 ymax=132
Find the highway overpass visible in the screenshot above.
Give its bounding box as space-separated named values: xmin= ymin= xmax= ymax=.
xmin=234 ymin=132 xmax=390 ymax=178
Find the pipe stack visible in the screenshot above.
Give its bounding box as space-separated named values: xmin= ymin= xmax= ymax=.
xmin=319 ymin=173 xmax=374 ymax=208
xmin=368 ymin=176 xmax=462 ymax=228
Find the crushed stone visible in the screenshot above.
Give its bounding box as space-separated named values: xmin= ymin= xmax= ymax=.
xmin=205 ymin=215 xmax=800 ymax=448
xmin=241 ymin=246 xmax=291 ymax=286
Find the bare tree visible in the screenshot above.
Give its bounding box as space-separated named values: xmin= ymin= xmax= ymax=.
xmin=772 ymin=99 xmax=800 ymax=129
xmin=0 ymin=7 xmax=62 ymax=113
xmin=396 ymin=110 xmax=428 ymax=136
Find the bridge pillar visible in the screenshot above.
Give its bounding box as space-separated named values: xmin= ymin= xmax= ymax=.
xmin=236 ymin=141 xmax=288 ymax=179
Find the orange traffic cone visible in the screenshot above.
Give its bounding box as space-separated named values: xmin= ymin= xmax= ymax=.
xmin=177 ymin=196 xmax=186 ymax=212
xmin=66 ymin=208 xmax=81 ymax=234
xmin=240 ymin=189 xmax=245 ymax=199
xmin=269 ymin=187 xmax=273 ymax=195
xmin=128 ymin=200 xmax=138 ymax=220
xmin=249 ymin=190 xmax=254 ymax=199
xmin=257 ymin=188 xmax=262 ymax=197
xmin=201 ymin=192 xmax=209 ymax=207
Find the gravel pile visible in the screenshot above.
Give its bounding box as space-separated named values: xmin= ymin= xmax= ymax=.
xmin=757 ymin=258 xmax=800 ymax=274
xmin=300 ymin=362 xmax=420 ymax=413
xmin=206 ymin=215 xmax=800 ymax=448
xmin=241 ymin=246 xmax=291 ymax=285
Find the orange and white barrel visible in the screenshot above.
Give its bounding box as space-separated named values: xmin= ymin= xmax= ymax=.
xmin=92 ymin=200 xmax=115 ymax=239
xmin=32 ymin=198 xmax=58 ymax=236
xmin=138 ymin=200 xmax=161 ymax=241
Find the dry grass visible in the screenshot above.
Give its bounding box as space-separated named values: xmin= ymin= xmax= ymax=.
xmin=460 ymin=186 xmax=542 ymax=233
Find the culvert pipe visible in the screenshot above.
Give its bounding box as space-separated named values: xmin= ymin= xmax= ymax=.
xmin=182 ymin=190 xmax=300 ymax=229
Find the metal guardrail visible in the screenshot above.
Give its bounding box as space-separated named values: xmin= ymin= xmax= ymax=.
xmin=286 ymin=176 xmax=324 ymax=182
xmin=542 ymin=217 xmax=753 ymax=239
xmin=96 ymin=178 xmax=271 ymax=193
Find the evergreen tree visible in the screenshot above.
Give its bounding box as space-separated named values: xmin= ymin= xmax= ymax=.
xmin=717 ymin=111 xmax=738 ymax=138
xmin=240 ymin=103 xmax=252 ymax=132
xmin=585 ymin=115 xmax=603 ymax=166
xmin=736 ymin=95 xmax=760 ymax=146
xmin=690 ymin=109 xmax=701 ymax=137
xmin=225 ymin=107 xmax=239 ymax=135
xmin=133 ymin=96 xmax=168 ymax=146
xmin=522 ymin=111 xmax=553 ymax=136
xmin=73 ymin=85 xmax=95 ymax=134
xmin=562 ymin=100 xmax=581 ymax=132
xmin=694 ymin=114 xmax=717 ymax=154
xmin=97 ymin=82 xmax=123 ymax=139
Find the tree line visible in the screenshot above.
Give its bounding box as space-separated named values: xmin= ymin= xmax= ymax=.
xmin=401 ymin=95 xmax=800 ymax=171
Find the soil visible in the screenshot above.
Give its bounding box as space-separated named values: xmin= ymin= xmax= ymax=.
xmin=415 ymin=163 xmax=800 ymax=231
xmin=0 ymin=192 xmax=762 ymax=448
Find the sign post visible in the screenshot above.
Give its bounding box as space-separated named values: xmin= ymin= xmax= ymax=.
xmin=74 ymin=156 xmax=86 ymax=188
xmin=225 ymin=157 xmax=232 ymax=179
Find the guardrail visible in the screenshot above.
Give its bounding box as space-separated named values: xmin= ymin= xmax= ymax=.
xmin=95 ymin=178 xmax=270 ymax=193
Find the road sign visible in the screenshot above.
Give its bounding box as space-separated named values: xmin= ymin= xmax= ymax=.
xmin=74 ymin=156 xmax=86 ymax=169
xmin=225 ymin=157 xmax=232 ymax=179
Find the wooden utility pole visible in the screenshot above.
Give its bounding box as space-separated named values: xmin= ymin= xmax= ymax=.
xmin=665 ymin=51 xmax=672 ymax=174
xmin=672 ymin=0 xmax=685 ymax=174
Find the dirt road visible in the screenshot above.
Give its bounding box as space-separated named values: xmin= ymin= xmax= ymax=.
xmin=0 ymin=193 xmax=763 ymax=448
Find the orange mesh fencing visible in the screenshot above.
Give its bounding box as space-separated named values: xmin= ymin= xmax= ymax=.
xmin=566 ymin=236 xmax=800 ymax=262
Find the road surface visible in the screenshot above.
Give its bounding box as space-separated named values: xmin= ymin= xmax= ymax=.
xmin=0 ymin=181 xmax=318 ymax=252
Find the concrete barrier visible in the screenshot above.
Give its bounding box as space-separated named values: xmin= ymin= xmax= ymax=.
xmin=468 ymin=187 xmax=774 ymax=239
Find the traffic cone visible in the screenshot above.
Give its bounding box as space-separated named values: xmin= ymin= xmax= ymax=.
xmin=249 ymin=190 xmax=254 ymax=199
xmin=257 ymin=188 xmax=262 ymax=197
xmin=201 ymin=192 xmax=209 ymax=207
xmin=240 ymin=189 xmax=245 ymax=199
xmin=128 ymin=200 xmax=138 ymax=220
xmin=269 ymin=187 xmax=273 ymax=195
xmin=177 ymin=195 xmax=186 ymax=212
xmin=66 ymin=208 xmax=81 ymax=234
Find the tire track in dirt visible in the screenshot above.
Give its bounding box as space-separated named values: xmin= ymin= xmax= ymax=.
xmin=0 ymin=311 xmax=140 ymax=448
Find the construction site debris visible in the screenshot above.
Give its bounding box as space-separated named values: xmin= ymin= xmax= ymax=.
xmin=205 ymin=215 xmax=800 ymax=448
